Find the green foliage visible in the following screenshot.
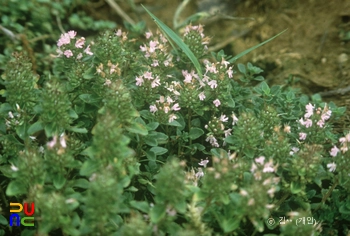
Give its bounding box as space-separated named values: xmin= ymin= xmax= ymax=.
xmin=0 ymin=6 xmax=349 ymax=236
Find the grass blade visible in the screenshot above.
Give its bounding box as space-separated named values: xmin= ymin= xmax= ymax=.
xmin=229 ymin=29 xmax=288 ymax=63
xmin=142 ymin=5 xmax=203 ymax=77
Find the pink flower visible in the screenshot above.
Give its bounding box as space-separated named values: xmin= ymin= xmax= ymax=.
xmin=227 ymin=67 xmax=233 ymax=78
xmin=299 ymin=132 xmax=307 ymax=140
xmin=171 ymin=103 xmax=181 ymax=111
xmin=135 ymin=76 xmax=144 ymax=86
xmin=75 ymin=37 xmax=85 ymax=48
xmin=198 ymin=92 xmax=206 ymax=100
xmin=213 ymin=99 xmax=221 ymax=107
xmin=321 ymin=110 xmax=332 ymax=121
xmin=151 ymin=77 xmax=160 ymax=88
xmin=116 ymin=29 xmax=122 ymax=37
xmin=255 ymin=156 xmax=265 ymax=165
xmin=168 ymin=114 xmax=177 ymax=123
xmin=205 ymin=63 xmax=218 ymax=74
xmin=304 ymin=119 xmax=312 ymax=128
xmin=305 ymin=103 xmax=314 ymax=114
xmin=145 ymin=31 xmax=153 ymax=39
xmin=67 ymin=30 xmax=77 ymax=38
xmin=64 ymin=50 xmax=73 ymax=58
xmin=330 ymin=146 xmax=340 ymax=157
xmin=317 ymin=119 xmax=325 ymax=128
xmin=221 ymin=58 xmax=230 ymax=68
xmin=263 ymin=159 xmax=275 ymax=173
xmin=149 ymin=40 xmax=158 ymax=53
xmin=57 ymin=33 xmax=71 ymax=47
xmin=184 ymin=73 xmax=192 ymax=83
xmin=143 ymin=71 xmax=153 ymax=80
xmin=84 ymin=45 xmax=93 ymax=55
xmin=151 ymin=60 xmax=159 ymax=67
xmin=208 ymin=80 xmax=217 ymax=89
xmin=150 ymin=105 xmax=158 ymax=113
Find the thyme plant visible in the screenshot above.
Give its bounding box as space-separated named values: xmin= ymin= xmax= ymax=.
xmin=0 ymin=11 xmax=349 ymax=236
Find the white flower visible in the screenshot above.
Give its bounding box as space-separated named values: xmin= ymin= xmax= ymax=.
xmin=11 ymin=164 xmax=18 ymax=172
xmin=208 ymin=80 xmax=217 ymax=89
xmin=171 ymin=103 xmax=181 ymax=111
xmin=219 ymin=114 xmax=228 ymax=122
xmin=168 ymin=114 xmax=177 ymax=123
xmin=327 ymin=162 xmax=336 ymax=172
xmin=231 ymin=113 xmax=238 ymax=125
xmin=198 ymin=159 xmax=209 ymax=168
xmin=150 ymin=105 xmax=158 ymax=113
xmin=299 ymin=132 xmax=307 ymax=140
xmin=255 ymin=156 xmax=265 ymax=165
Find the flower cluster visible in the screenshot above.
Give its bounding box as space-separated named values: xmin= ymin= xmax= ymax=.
xmin=149 ymin=95 xmax=181 ymax=123
xmin=298 ymin=103 xmax=332 ymax=141
xmin=205 ymin=114 xmax=236 ymax=147
xmin=56 ymin=30 xmax=93 ymax=59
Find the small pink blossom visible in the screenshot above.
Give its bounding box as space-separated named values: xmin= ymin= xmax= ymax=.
xmin=227 ymin=67 xmax=234 ymax=78
xmin=171 ymin=103 xmax=181 ymax=111
xmin=304 ymin=119 xmax=312 ymax=128
xmin=224 ymin=129 xmax=232 ymax=137
xmin=208 ymin=80 xmax=217 ymax=89
xmin=199 ymin=92 xmax=206 ymax=100
xmin=75 ymin=37 xmax=85 ymax=48
xmin=67 ymin=30 xmax=77 ymax=38
xmin=135 ymin=76 xmax=144 ymax=86
xmin=84 ymin=45 xmax=93 ymax=55
xmin=263 ymin=159 xmax=275 ymax=173
xmin=149 ymin=40 xmax=158 ymax=53
xmin=150 ymin=105 xmax=158 ymax=113
xmin=305 ymin=103 xmax=314 ymax=115
xmin=145 ymin=31 xmax=153 ymax=39
xmin=64 ymin=50 xmax=73 ymax=58
xmin=143 ymin=71 xmax=153 ymax=80
xmin=299 ymin=132 xmax=307 ymax=140
xmin=221 ymin=58 xmax=230 ymax=68
xmin=57 ymin=33 xmax=71 ymax=47
xmin=330 ymin=146 xmax=340 ymax=157
xmin=213 ymin=99 xmax=221 ymax=107
xmin=255 ymin=156 xmax=265 ymax=165
xmin=317 ymin=119 xmax=325 ymax=128
xmin=151 ymin=60 xmax=159 ymax=67
xmin=151 ymin=77 xmax=160 ymax=88
xmin=321 ymin=110 xmax=332 ymax=121
xmin=116 ymin=29 xmax=122 ymax=37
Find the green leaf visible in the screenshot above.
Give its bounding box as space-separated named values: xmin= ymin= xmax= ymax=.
xmin=130 ymin=200 xmax=150 ymax=213
xmin=150 ymin=147 xmax=168 ymax=156
xmin=237 ymin=63 xmax=246 ymax=75
xmin=80 ymin=160 xmax=100 ymax=176
xmin=261 ymin=81 xmax=270 ymax=95
xmin=189 ymin=127 xmax=204 ymax=140
xmin=126 ymin=122 xmax=148 ymax=135
xmin=79 ymin=94 xmax=100 ymax=104
xmin=290 ymin=181 xmax=302 ymax=194
xmin=146 ymin=122 xmax=159 ymax=131
xmin=72 ymin=178 xmax=90 ymax=189
xmin=6 ymin=180 xmax=27 ymax=196
xmin=143 ymin=135 xmax=158 ymax=146
xmin=0 ymin=103 xmax=12 ymax=113
xmin=68 ymin=126 xmax=88 ymax=133
xmin=229 ymin=29 xmax=287 ymax=62
xmin=146 ymin=150 xmax=156 ymax=161
xmin=150 ymin=204 xmax=166 ymax=223
xmin=28 ymin=121 xmax=43 ymax=135
xmin=53 ymin=173 xmax=66 ymax=190
xmin=142 ymin=5 xmax=203 ymax=78
xmin=0 ymin=214 xmax=8 ymax=225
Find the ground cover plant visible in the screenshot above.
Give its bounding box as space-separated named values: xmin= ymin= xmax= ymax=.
xmin=0 ymin=3 xmax=350 ymax=236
